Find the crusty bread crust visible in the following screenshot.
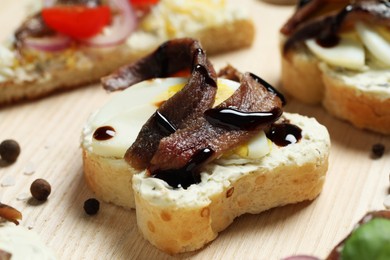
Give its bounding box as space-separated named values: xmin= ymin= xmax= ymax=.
xmin=281 ymin=45 xmax=324 ymax=104
xmin=83 ymin=150 xmax=137 ymax=209
xmin=81 ymin=112 xmax=330 ymax=253
xmin=0 ymin=18 xmax=254 ymax=106
xmin=0 ymin=52 xmax=141 ymax=106
xmin=135 ymin=161 xmax=327 ymax=254
xmin=280 ymin=42 xmax=390 ymax=134
xmin=196 ymin=19 xmax=254 ymax=55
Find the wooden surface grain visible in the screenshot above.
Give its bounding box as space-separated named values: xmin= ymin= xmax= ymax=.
xmin=1 ymin=0 xmax=390 ymax=259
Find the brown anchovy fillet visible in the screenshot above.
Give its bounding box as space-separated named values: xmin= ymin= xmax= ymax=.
xmin=0 ymin=203 xmax=22 ymax=225
xmin=101 ymin=38 xmax=212 ymax=91
xmin=281 ymin=0 xmax=342 ymax=35
xmin=149 ymin=73 xmax=282 ymax=174
xmin=326 ymin=210 xmax=390 ymax=260
xmin=282 ymin=0 xmax=390 ymax=53
xmin=217 ymin=64 xmax=243 ymax=82
xmin=124 ymin=39 xmax=217 ymax=170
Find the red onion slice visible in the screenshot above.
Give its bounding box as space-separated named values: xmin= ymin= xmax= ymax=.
xmin=43 ymin=0 xmax=56 ymax=7
xmin=23 ymin=34 xmax=72 ymax=52
xmin=81 ymin=0 xmax=137 ymax=47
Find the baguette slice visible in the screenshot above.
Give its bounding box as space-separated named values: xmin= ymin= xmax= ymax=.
xmin=280 ymin=0 xmax=390 ymax=134
xmin=82 ymin=98 xmax=330 ymax=252
xmin=132 ymin=112 xmax=329 ymax=253
xmin=281 ymin=43 xmax=390 ymax=134
xmin=81 ymin=39 xmax=330 ymax=252
xmin=84 ymin=112 xmax=330 ymax=253
xmin=82 ymin=112 xmax=330 ymax=212
xmin=281 ymin=41 xmax=325 ymax=105
xmin=0 ymin=0 xmax=254 ymax=106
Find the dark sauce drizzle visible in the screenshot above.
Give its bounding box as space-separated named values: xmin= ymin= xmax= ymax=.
xmin=93 ymin=126 xmax=116 ymax=141
xmin=316 ymin=33 xmax=340 ymax=48
xmin=249 ymin=73 xmax=286 ymax=106
xmin=154 ymin=111 xmax=177 ymax=135
xmin=204 ymin=107 xmax=283 ymax=131
xmin=151 ymin=147 xmax=214 ymax=189
xmin=315 ymin=4 xmax=357 ymax=48
xmin=266 ymin=123 xmax=302 ymax=147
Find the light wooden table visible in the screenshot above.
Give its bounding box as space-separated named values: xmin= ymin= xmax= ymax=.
xmin=1 ymin=1 xmax=389 ymax=259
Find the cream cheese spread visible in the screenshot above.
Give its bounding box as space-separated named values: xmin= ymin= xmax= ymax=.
xmin=0 ymin=45 xmax=15 ymax=82
xmin=320 ymin=62 xmax=390 ymax=100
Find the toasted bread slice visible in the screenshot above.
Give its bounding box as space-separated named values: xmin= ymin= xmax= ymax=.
xmin=280 ymin=0 xmax=390 ymax=134
xmin=281 ymin=42 xmax=390 ymax=134
xmin=0 ymin=0 xmax=254 ymax=105
xmin=80 ymin=76 xmax=330 ymax=252
xmin=132 ymin=112 xmax=329 ymax=254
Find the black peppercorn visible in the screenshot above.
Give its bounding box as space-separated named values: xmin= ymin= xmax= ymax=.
xmin=30 ymin=179 xmax=51 ymax=201
xmin=0 ymin=139 xmax=21 ymax=163
xmin=371 ymin=143 xmax=385 ymax=159
xmin=84 ymin=198 xmax=100 ymax=215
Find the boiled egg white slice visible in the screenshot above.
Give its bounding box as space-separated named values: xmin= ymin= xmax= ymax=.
xmin=355 ymin=22 xmax=390 ymax=66
xmin=88 ymin=77 xmax=271 ymax=161
xmin=90 ymin=77 xmax=188 ymax=157
xmin=305 ymin=37 xmax=365 ymax=70
xmin=90 ymin=78 xmax=187 ymax=128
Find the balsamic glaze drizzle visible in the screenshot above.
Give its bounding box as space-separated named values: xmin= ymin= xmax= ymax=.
xmin=314 ymin=4 xmax=351 ymax=48
xmin=316 ymin=34 xmax=340 ymax=48
xmin=266 ymin=123 xmax=302 ymax=147
xmin=204 ymin=107 xmax=283 ymax=131
xmin=151 ymin=147 xmax=214 ymax=188
xmin=93 ymin=126 xmax=116 ymax=141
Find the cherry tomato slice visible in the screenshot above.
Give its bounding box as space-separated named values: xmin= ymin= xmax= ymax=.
xmin=130 ymin=0 xmax=159 ymax=6
xmin=42 ymin=6 xmax=111 ymax=39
